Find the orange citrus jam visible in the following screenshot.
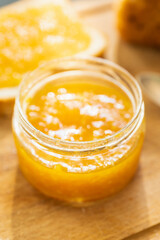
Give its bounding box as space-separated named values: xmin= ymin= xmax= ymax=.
xmin=26 ymin=80 xmax=133 ymax=141
xmin=0 ymin=4 xmax=90 ymax=88
xmin=13 ymin=75 xmax=144 ymax=203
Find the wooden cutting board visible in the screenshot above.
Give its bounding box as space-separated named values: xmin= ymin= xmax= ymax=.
xmin=1 ymin=1 xmax=160 ymax=240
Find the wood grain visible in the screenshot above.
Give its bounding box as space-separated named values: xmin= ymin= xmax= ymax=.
xmin=0 ymin=1 xmax=160 ymax=240
xmin=124 ymin=224 xmax=160 ymax=240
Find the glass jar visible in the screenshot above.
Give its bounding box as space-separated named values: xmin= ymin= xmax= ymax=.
xmin=12 ymin=56 xmax=145 ymax=204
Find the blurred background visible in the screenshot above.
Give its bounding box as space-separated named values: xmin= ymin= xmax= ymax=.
xmin=0 ymin=0 xmax=89 ymax=7
xmin=0 ymin=0 xmax=17 ymax=6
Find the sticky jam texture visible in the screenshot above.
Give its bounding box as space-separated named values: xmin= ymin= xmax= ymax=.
xmin=14 ymin=77 xmax=144 ymax=202
xmin=26 ymin=80 xmax=133 ymax=142
xmin=0 ymin=4 xmax=90 ymax=88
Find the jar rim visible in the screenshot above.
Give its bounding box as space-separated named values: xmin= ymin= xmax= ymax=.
xmin=16 ymin=56 xmax=143 ymax=151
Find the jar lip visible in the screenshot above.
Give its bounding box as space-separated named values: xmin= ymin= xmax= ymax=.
xmin=16 ymin=56 xmax=143 ymax=151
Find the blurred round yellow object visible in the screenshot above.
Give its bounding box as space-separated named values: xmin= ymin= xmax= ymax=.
xmin=0 ymin=0 xmax=107 ymax=114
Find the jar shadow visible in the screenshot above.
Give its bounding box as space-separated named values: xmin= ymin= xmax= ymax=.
xmin=11 ymin=162 xmax=149 ymax=240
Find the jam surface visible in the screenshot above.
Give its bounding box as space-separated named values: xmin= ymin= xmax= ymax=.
xmin=0 ymin=4 xmax=90 ymax=88
xmin=26 ymin=79 xmax=133 ymax=142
